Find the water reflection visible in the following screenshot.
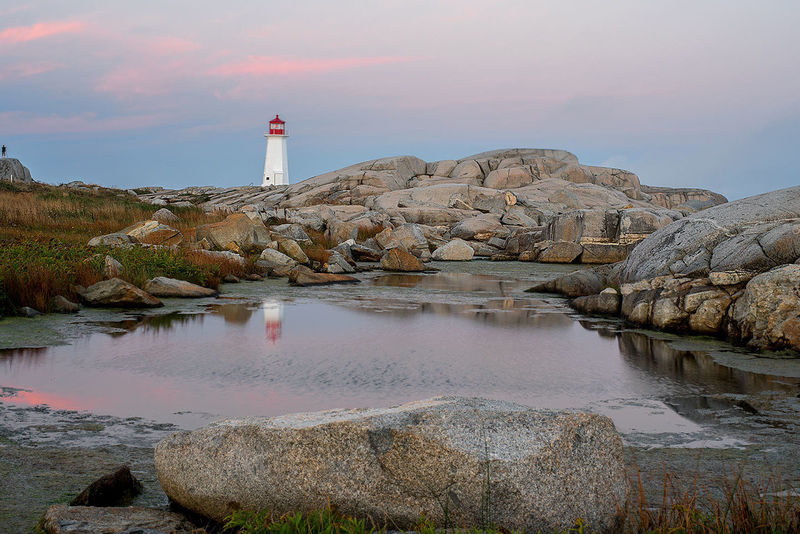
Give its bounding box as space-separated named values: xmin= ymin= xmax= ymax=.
xmin=616 ymin=331 xmax=800 ymax=395
xmin=263 ymin=300 xmax=283 ymax=344
xmin=372 ymin=272 xmax=521 ymax=295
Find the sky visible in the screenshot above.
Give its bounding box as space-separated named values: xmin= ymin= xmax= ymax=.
xmin=0 ymin=1 xmax=798 ymax=200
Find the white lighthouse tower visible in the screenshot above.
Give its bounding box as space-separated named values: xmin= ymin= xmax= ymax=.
xmin=262 ymin=114 xmax=289 ymax=186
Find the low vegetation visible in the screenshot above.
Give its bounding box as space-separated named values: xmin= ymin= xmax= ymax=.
xmin=222 ymin=470 xmax=800 ymax=534
xmin=0 ymin=181 xmax=256 ymax=315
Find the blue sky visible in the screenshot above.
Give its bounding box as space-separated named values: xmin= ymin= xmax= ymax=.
xmin=1 ymin=1 xmax=798 ymax=199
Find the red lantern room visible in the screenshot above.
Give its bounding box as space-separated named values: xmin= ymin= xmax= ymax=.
xmin=268 ymin=114 xmax=286 ymax=135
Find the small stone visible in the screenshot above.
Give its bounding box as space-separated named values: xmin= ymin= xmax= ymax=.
xmin=103 ymin=255 xmax=123 ymax=279
xmin=223 ymin=274 xmax=240 ymax=283
xmin=51 ymin=295 xmax=80 ymax=313
xmin=20 ymin=306 xmax=42 ymax=318
xmin=380 ymin=248 xmax=426 ymax=272
xmin=143 ymin=277 xmax=218 ymax=298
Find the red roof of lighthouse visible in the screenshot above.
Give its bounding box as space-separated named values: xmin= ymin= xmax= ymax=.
xmin=269 ymin=114 xmax=285 ymax=125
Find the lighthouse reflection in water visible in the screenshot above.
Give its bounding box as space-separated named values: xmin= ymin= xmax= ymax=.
xmin=262 ymin=300 xmax=283 ymax=344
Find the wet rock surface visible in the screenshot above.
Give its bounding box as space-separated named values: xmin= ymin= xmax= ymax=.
xmin=41 ymin=504 xmax=201 ymax=534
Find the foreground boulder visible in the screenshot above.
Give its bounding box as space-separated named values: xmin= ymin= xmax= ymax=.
xmin=143 ymin=277 xmax=218 ymax=298
xmin=40 ymin=505 xmax=198 ymax=534
xmin=0 ymin=157 xmax=33 ymax=183
xmin=155 ymin=397 xmax=626 ymax=532
xmin=79 ymin=278 xmax=163 ymax=308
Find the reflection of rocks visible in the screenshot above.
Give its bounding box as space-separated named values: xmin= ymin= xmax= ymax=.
xmin=208 ymin=303 xmax=255 ymax=324
xmin=340 ymin=296 xmax=573 ymax=330
xmin=616 ymin=331 xmax=798 ymax=395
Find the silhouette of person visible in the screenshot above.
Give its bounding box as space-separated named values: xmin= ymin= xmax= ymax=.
xmin=1 ymin=145 xmax=5 ymax=158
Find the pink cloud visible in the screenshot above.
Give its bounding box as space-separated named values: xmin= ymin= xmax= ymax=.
xmin=0 ymin=61 xmax=61 ymax=81
xmin=147 ymin=36 xmax=201 ymax=55
xmin=210 ymin=55 xmax=416 ymax=77
xmin=0 ymin=20 xmax=85 ymax=44
xmin=0 ymin=111 xmax=168 ymax=135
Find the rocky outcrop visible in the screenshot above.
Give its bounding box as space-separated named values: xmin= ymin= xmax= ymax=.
xmin=79 ymin=278 xmax=163 ymax=308
xmin=143 ymin=277 xmax=218 ymax=298
xmin=154 ymin=397 xmax=626 ymax=532
xmin=0 ymin=158 xmax=33 ymax=183
xmin=133 ymin=149 xmax=727 ymax=265
xmin=730 ymin=265 xmax=800 ymax=351
xmin=620 ymin=186 xmax=800 ymax=283
xmin=534 ymin=187 xmax=800 ymax=352
xmin=641 ymin=185 xmax=728 ymax=213
xmin=151 ymin=207 xmax=181 ymax=224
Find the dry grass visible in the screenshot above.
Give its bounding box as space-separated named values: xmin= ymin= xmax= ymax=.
xmin=0 ymin=181 xmax=225 ymax=244
xmin=356 ymin=222 xmax=385 ymax=242
xmin=621 ymin=466 xmax=800 ymax=534
xmin=302 ymin=243 xmax=333 ymax=264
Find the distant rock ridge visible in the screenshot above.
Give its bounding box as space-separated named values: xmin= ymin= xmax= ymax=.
xmin=128 ymin=148 xmax=727 ymax=265
xmin=0 ymin=158 xmax=33 ymax=184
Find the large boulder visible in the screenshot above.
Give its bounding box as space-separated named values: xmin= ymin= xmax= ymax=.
xmin=79 ymin=278 xmax=163 ymax=308
xmin=432 ymin=239 xmax=475 ymax=261
xmin=196 ymin=213 xmax=271 ymax=251
xmin=143 ymin=277 xmax=218 ymax=298
xmin=730 ymin=264 xmax=800 ymax=351
xmin=380 ymin=248 xmax=426 ymax=272
xmin=450 ymin=214 xmax=506 ymax=241
xmin=536 ymin=241 xmax=583 ymax=263
xmin=527 ymin=268 xmax=608 ymax=297
xmin=620 ymin=186 xmax=800 ymax=283
xmin=155 ymin=397 xmax=626 ymax=532
xmin=121 ymin=220 xmax=183 ymax=246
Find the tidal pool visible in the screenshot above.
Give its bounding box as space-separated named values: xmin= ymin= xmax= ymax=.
xmin=1 ymin=262 xmax=799 ymax=452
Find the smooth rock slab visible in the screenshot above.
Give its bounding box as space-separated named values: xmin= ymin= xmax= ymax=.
xmin=40 ymin=505 xmax=200 ymax=534
xmin=143 ymin=277 xmax=218 ymax=298
xmin=155 ymin=397 xmax=626 ymax=532
xmin=80 ymin=278 xmax=163 ymax=308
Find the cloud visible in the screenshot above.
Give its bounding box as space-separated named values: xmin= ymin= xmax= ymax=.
xmin=0 ymin=62 xmax=61 ymax=81
xmin=209 ymin=55 xmax=417 ymax=77
xmin=0 ymin=111 xmax=168 ymax=135
xmin=0 ymin=20 xmax=85 ymax=44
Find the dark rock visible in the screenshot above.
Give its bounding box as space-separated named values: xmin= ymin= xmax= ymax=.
xmin=527 ymin=268 xmax=606 ymax=297
xmin=70 ymin=466 xmax=143 ymax=507
xmin=20 ymin=306 xmax=42 ymax=317
xmin=223 ymin=274 xmax=240 ymax=283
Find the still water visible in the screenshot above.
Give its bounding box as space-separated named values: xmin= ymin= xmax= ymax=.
xmin=1 ymin=262 xmax=799 ymax=449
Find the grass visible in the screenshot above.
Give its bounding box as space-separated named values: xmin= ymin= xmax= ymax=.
xmin=0 ymin=180 xmax=226 ymax=244
xmin=221 ymin=467 xmax=800 ymax=534
xmin=0 ymin=182 xmax=261 ymax=314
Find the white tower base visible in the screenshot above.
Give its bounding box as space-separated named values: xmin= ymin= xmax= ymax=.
xmin=263 ymin=135 xmax=289 ymax=186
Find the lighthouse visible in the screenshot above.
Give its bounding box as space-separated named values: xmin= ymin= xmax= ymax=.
xmin=262 ymin=114 xmax=289 ymax=186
